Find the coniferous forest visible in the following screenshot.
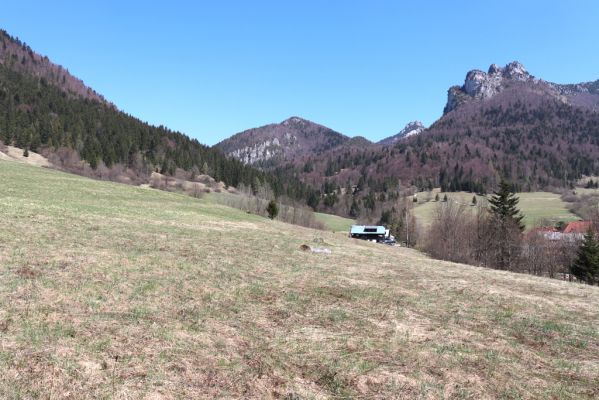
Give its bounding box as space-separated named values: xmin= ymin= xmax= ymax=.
xmin=0 ymin=62 xmax=315 ymax=201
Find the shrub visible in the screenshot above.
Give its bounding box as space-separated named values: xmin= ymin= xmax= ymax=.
xmin=267 ymin=200 xmax=279 ymax=220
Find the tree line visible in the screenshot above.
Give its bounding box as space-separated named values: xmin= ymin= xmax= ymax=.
xmin=423 ymin=180 xmax=599 ymax=285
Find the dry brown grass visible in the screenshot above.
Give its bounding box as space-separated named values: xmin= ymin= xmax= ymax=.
xmin=0 ymin=159 xmax=598 ymax=399
xmin=0 ymin=145 xmax=51 ymax=167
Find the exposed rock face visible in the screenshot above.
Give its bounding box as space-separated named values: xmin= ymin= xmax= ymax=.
xmin=444 ymin=61 xmax=533 ymax=113
xmin=378 ymin=121 xmax=425 ymax=145
xmin=228 ymin=136 xmax=289 ymax=164
xmin=444 ymin=61 xmax=599 ymax=114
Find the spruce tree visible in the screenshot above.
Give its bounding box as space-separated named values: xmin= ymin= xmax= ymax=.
xmin=488 ymin=179 xmax=525 ymax=270
xmin=472 ymin=196 xmax=477 ymax=206
xmin=571 ymin=229 xmax=599 ymax=285
xmin=489 ymin=179 xmax=525 ymax=231
xmin=266 ymin=200 xmax=278 ymax=220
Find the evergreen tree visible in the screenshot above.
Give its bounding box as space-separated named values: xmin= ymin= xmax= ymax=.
xmin=489 ymin=179 xmax=525 ymax=231
xmin=22 ymin=147 xmax=28 ymax=157
xmin=435 ymin=193 xmax=440 ymax=202
xmin=472 ymin=196 xmax=477 ymax=206
xmin=266 ymin=200 xmax=279 ymax=220
xmin=488 ymin=179 xmax=525 ymax=270
xmin=443 ymin=194 xmax=448 ymax=202
xmin=307 ymin=191 xmax=320 ymax=210
xmin=570 ymin=229 xmax=599 ymax=285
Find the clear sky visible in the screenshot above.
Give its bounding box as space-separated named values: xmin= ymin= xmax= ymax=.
xmin=1 ymin=1 xmax=598 ymax=145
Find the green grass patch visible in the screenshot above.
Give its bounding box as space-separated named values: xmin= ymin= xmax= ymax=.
xmin=414 ymin=190 xmax=579 ymax=228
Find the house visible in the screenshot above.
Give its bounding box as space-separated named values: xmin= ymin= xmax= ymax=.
xmin=349 ymin=225 xmax=389 ymax=242
xmin=563 ymin=221 xmax=594 ymax=235
xmin=527 ymin=226 xmax=560 ymax=241
xmin=529 ymin=221 xmax=594 ymax=242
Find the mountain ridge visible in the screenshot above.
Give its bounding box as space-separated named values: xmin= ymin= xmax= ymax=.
xmin=444 ymin=61 xmax=599 ymax=113
xmin=212 ymin=61 xmax=599 ymax=217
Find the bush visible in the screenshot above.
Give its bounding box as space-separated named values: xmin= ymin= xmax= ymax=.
xmin=267 ymin=200 xmax=279 ymax=220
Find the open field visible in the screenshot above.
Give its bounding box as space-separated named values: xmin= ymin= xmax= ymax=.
xmin=1 ymin=160 xmax=598 ymax=399
xmin=205 ymin=191 xmax=355 ymax=232
xmin=414 ymin=190 xmax=580 ymax=229
xmin=314 ymin=212 xmax=355 ymax=232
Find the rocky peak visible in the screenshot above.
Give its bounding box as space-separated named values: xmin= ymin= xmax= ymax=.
xmin=488 ymin=64 xmax=501 ymax=74
xmin=378 ymin=121 xmax=426 ymax=145
xmin=400 ymin=121 xmax=425 ymax=135
xmin=445 ymin=61 xmax=533 ymax=113
xmin=282 ymin=116 xmax=308 ymax=127
xmin=503 ymin=61 xmax=530 ymax=81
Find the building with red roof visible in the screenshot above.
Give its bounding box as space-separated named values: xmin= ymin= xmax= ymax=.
xmin=563 ymin=221 xmax=594 ymax=234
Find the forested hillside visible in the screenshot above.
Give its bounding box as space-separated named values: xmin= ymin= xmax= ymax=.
xmin=0 ymin=32 xmax=313 ymax=201
xmin=218 ymin=63 xmax=599 ymax=219
xmin=0 ymin=29 xmax=106 ymax=103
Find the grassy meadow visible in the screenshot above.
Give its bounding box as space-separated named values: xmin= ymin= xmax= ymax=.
xmin=0 ymin=160 xmax=598 ymax=399
xmin=205 ymin=191 xmax=354 ymax=233
xmin=313 ymin=212 xmax=354 ymax=233
xmin=414 ymin=190 xmax=580 ymax=229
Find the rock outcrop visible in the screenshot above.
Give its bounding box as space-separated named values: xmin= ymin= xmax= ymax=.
xmin=444 ymin=62 xmax=533 ymax=113
xmin=444 ymin=61 xmax=599 ymax=114
xmin=378 ymin=121 xmax=425 ymax=145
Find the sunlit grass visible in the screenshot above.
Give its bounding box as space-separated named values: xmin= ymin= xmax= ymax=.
xmin=0 ymin=160 xmax=597 ymax=398
xmin=414 ymin=190 xmax=579 ymax=229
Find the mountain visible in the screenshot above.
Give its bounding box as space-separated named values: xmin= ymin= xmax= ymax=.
xmin=216 ymin=116 xmax=353 ymax=166
xmin=378 ymin=121 xmax=425 ymax=145
xmin=219 ymin=61 xmax=599 ymax=217
xmin=444 ymin=61 xmax=599 ymax=113
xmin=211 ymin=61 xmax=599 ymax=218
xmin=347 ymin=61 xmax=599 ymax=194
xmin=0 ymin=29 xmax=313 ymax=201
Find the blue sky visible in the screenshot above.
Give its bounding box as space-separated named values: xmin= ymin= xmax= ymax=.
xmin=1 ymin=1 xmax=598 ymax=145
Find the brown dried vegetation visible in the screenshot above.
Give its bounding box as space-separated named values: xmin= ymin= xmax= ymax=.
xmin=0 ymin=160 xmax=597 ymax=399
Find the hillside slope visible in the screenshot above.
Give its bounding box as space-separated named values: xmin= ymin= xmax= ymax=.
xmin=0 ymin=159 xmax=597 ymax=398
xmin=0 ymin=29 xmax=316 ymax=202
xmin=0 ymin=29 xmax=107 ymax=104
